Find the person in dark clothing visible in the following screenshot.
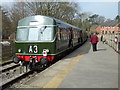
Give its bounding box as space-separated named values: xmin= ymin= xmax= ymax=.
xmin=90 ymin=33 xmax=99 ymax=51
xmin=89 ymin=34 xmax=92 ymax=39
xmin=100 ymin=34 xmax=103 ymax=41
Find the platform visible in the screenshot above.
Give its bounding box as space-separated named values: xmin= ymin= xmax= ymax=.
xmin=59 ymin=41 xmax=118 ymax=88
xmin=14 ymin=41 xmax=118 ymax=88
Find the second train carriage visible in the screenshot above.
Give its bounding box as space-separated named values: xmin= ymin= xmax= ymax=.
xmin=13 ymin=15 xmax=87 ymax=69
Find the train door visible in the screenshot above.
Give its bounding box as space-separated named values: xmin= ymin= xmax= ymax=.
xmin=78 ymin=31 xmax=80 ymax=43
xmin=79 ymin=31 xmax=83 ymax=43
xmin=68 ymin=28 xmax=73 ymax=47
xmin=56 ymin=28 xmax=61 ymax=52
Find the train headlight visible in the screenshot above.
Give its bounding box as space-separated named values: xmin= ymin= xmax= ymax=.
xmin=42 ymin=49 xmax=49 ymax=56
xmin=18 ymin=49 xmax=22 ymax=53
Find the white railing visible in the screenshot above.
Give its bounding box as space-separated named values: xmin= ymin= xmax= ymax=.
xmin=99 ymin=33 xmax=120 ymax=53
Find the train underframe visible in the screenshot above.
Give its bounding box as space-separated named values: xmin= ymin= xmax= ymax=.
xmin=13 ymin=55 xmax=55 ymax=70
xmin=13 ymin=47 xmax=73 ymax=70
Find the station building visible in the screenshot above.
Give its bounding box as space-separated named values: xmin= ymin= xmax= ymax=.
xmin=96 ymin=20 xmax=120 ymax=34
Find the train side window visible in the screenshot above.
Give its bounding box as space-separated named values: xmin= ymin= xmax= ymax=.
xmin=58 ymin=28 xmax=61 ymax=40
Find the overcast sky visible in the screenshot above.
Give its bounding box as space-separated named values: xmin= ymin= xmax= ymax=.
xmin=0 ymin=0 xmax=119 ymax=20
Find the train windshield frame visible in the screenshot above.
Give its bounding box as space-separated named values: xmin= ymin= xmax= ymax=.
xmin=16 ymin=26 xmax=54 ymax=42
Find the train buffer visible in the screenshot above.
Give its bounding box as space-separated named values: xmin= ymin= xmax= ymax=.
xmin=13 ymin=41 xmax=118 ymax=88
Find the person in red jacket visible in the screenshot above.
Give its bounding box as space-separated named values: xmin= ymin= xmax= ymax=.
xmin=90 ymin=33 xmax=99 ymax=51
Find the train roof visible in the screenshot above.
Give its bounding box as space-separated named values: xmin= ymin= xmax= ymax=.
xmin=18 ymin=15 xmax=83 ymax=30
xmin=47 ymin=15 xmax=83 ymax=30
xmin=50 ymin=16 xmax=82 ymax=30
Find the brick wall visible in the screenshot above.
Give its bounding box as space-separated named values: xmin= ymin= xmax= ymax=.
xmin=96 ymin=23 xmax=120 ymax=34
xmin=96 ymin=26 xmax=101 ymax=34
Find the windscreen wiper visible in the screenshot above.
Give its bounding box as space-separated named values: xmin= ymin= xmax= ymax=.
xmin=40 ymin=26 xmax=47 ymax=34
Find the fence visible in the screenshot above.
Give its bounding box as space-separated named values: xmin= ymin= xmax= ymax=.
xmin=100 ymin=33 xmax=120 ymax=53
xmin=1 ymin=39 xmax=15 ymax=60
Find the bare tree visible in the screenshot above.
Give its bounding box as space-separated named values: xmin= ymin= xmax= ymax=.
xmin=24 ymin=2 xmax=80 ymax=25
xmin=89 ymin=14 xmax=106 ymax=25
xmin=1 ymin=6 xmax=12 ymax=39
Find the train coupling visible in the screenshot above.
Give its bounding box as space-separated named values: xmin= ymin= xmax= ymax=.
xmin=28 ymin=56 xmax=38 ymax=69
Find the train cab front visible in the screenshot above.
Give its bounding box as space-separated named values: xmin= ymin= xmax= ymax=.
xmin=13 ymin=48 xmax=55 ymax=69
xmin=13 ymin=15 xmax=56 ymax=69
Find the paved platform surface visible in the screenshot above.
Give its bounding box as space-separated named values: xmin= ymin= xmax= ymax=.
xmin=59 ymin=41 xmax=118 ymax=88
xmin=14 ymin=41 xmax=118 ymax=88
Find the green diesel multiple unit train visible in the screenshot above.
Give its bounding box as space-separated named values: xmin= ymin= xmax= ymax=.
xmin=13 ymin=15 xmax=87 ymax=69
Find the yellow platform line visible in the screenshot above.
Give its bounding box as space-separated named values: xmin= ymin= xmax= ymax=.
xmin=43 ymin=54 xmax=83 ymax=88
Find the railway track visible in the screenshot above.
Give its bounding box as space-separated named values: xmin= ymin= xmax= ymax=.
xmin=1 ymin=69 xmax=33 ymax=89
xmin=0 ymin=60 xmax=48 ymax=89
xmin=0 ymin=60 xmax=32 ymax=89
xmin=0 ymin=62 xmax=20 ymax=73
xmin=0 ymin=60 xmax=19 ymax=73
xmin=0 ymin=60 xmax=13 ymax=66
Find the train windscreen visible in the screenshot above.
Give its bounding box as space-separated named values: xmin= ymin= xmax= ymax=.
xmin=16 ymin=27 xmax=28 ymax=41
xmin=16 ymin=26 xmax=53 ymax=41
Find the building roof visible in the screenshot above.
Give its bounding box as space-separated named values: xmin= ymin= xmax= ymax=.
xmin=101 ymin=20 xmax=118 ymax=27
xmin=91 ymin=25 xmax=98 ymax=30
